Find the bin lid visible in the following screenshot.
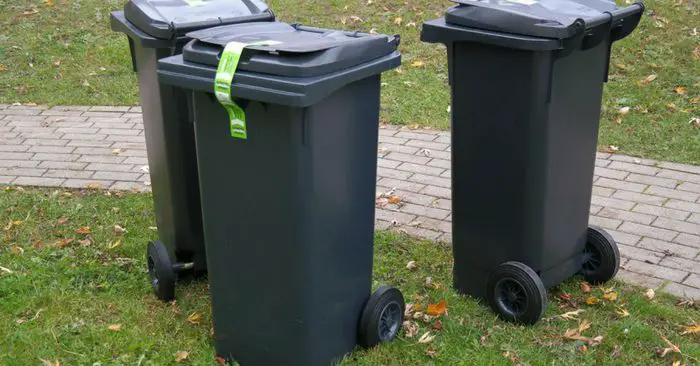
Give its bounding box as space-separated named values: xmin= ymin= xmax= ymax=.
xmin=123 ymin=0 xmax=273 ymax=40
xmin=182 ymin=22 xmax=398 ymax=77
xmin=445 ymin=0 xmax=619 ymax=39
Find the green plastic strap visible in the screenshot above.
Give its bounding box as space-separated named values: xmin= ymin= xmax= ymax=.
xmin=214 ymin=41 xmax=280 ymax=139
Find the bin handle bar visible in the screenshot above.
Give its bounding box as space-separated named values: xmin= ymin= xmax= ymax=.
xmin=580 ymin=3 xmax=644 ymax=29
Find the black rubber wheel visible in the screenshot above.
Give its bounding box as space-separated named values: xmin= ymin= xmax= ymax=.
xmin=487 ymin=261 xmax=547 ymax=325
xmin=581 ymin=225 xmax=620 ymax=284
xmin=359 ymin=286 xmax=405 ymax=348
xmin=146 ymin=241 xmax=175 ymax=302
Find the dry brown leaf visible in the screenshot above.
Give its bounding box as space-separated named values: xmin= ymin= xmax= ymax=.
xmin=107 ymin=239 xmax=121 ymax=249
xmin=0 ymin=266 xmax=13 ymax=274
xmin=578 ymin=319 xmax=591 ymax=333
xmin=618 ymin=106 xmax=630 ymax=115
xmin=387 ymin=196 xmax=402 ymax=204
xmin=603 ymin=291 xmax=618 ymax=302
xmin=4 ymin=220 xmax=22 ymax=231
xmin=644 ymin=288 xmax=655 ymax=300
xmin=690 ymin=97 xmax=699 ymax=104
xmin=403 ymin=320 xmax=419 ymax=338
xmin=393 ymin=17 xmax=403 ymax=25
xmin=418 ymin=331 xmax=435 ymax=344
xmin=559 ymin=309 xmax=585 ymax=320
xmin=675 ymin=87 xmax=687 ymax=95
xmin=580 ymin=282 xmax=592 ymax=293
xmin=175 ymin=351 xmax=189 ymax=362
xmin=0 ymin=64 xmax=7 ymax=72
xmin=39 ymin=359 xmax=59 ymax=366
xmin=611 ymin=344 xmax=621 ymax=358
xmin=56 ymin=216 xmax=69 ymax=226
xmin=53 ymin=238 xmax=74 ymax=249
xmin=406 ymin=260 xmax=417 ymax=270
xmin=75 ymin=227 xmax=90 ymax=234
xmin=666 ymin=103 xmax=677 ymax=111
xmin=642 ymin=74 xmax=657 ymax=83
xmin=585 ymin=297 xmax=600 ymax=305
xmin=108 ymin=324 xmax=122 ymax=332
xmin=680 ymin=322 xmax=700 ymax=335
xmin=424 ymin=277 xmax=433 ymax=287
xmin=86 ymin=183 xmax=103 ymax=189
xmin=426 ymin=300 xmax=447 ymax=316
xmin=615 ymin=307 xmax=630 ymax=318
xmin=431 ymin=319 xmax=443 ymax=331
xmin=11 ymin=246 xmax=24 ymax=255
xmin=113 ymin=225 xmax=126 ymax=235
xmin=661 ymin=335 xmax=681 ymax=353
xmin=187 ymin=312 xmax=202 ymax=324
xmin=214 ymin=356 xmax=226 ymax=365
xmin=615 ymin=63 xmax=626 ymax=69
xmin=411 ymin=60 xmax=425 ymax=68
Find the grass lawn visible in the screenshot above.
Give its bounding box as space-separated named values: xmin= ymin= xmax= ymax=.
xmin=0 ymin=0 xmax=698 ymax=164
xmin=1 ymin=186 xmax=699 ymax=365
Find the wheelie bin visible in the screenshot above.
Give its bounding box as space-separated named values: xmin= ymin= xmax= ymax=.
xmin=421 ymin=0 xmax=644 ymax=324
xmin=110 ymin=0 xmax=274 ymax=301
xmin=157 ymin=22 xmax=405 ymax=365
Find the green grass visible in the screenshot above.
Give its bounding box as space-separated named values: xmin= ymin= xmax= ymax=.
xmin=0 ymin=0 xmax=698 ymax=164
xmin=1 ymin=187 xmax=699 ymax=365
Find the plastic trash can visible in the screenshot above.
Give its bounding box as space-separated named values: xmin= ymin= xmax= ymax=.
xmin=110 ymin=0 xmax=274 ymax=301
xmin=157 ymin=22 xmax=405 ymax=365
xmin=421 ymin=0 xmax=644 ymax=324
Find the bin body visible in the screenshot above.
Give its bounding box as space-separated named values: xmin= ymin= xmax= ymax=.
xmin=158 ymin=22 xmax=401 ymax=365
xmin=421 ymin=1 xmax=644 ymax=298
xmin=110 ymin=0 xmax=273 ymax=270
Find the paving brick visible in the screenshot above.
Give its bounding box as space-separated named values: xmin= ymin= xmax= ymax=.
xmin=677 ymin=182 xmax=700 ymax=194
xmin=62 ymin=133 xmax=107 ymax=141
xmin=410 ymin=217 xmax=452 ymax=233
xmin=429 ymin=198 xmax=451 ymax=211
xmin=673 ymin=233 xmax=700 ymax=249
xmin=590 ymin=195 xmax=635 ymax=210
xmin=618 ymin=222 xmax=677 ymax=241
xmin=7 ymin=105 xmax=48 ymax=110
xmin=625 ymin=173 xmax=678 ymax=188
xmin=109 ymin=142 xmax=146 ymax=150
xmin=378 ymin=136 xmax=409 ymax=145
xmin=659 ymin=256 xmax=700 ymax=275
xmin=656 ymin=169 xmax=700 ymax=184
xmin=395 ymin=226 xmax=442 ymax=240
xmin=110 ymin=181 xmax=152 ymax=192
xmin=377 ymin=159 xmax=400 ymax=169
xmin=12 ymin=176 xmax=64 ymax=187
xmin=85 ymin=116 xmax=130 ymax=123
xmin=658 ymin=162 xmax=700 ymax=175
xmin=597 ymin=207 xmax=655 ymax=225
xmin=92 ymin=171 xmax=141 ymax=181
xmin=67 ymin=140 xmax=112 ymax=148
xmin=409 ymin=173 xmax=451 ymax=189
xmin=397 ymin=162 xmax=444 ymax=176
xmin=385 ymin=152 xmax=430 ymax=164
xmin=608 ymin=161 xmax=660 ymax=176
xmin=405 ymin=139 xmax=450 ymax=151
xmin=84 ymin=163 xmax=136 ymax=173
xmin=78 ymin=155 xmax=126 ymax=164
xmin=377 ymin=167 xmax=412 ymax=180
xmin=593 ymin=166 xmax=629 ymax=180
xmin=618 ymin=243 xmax=663 ymax=264
xmin=596 ymin=177 xmax=646 ymax=192
xmin=0 ymin=145 xmax=29 ymax=152
xmin=130 ymin=106 xmax=142 ymax=113
xmin=0 ymin=167 xmax=46 ymax=177
xmin=81 ymin=111 xmax=125 ymax=118
xmin=98 ymin=128 xmax=141 ymax=136
xmin=91 ymin=122 xmax=136 ymax=130
xmin=662 ymin=282 xmax=700 ymax=300
xmin=377 ymin=177 xmax=425 ymax=193
xmin=434 ymin=136 xmax=451 ymax=144
xmin=48 ymin=106 xmax=91 ymax=112
xmin=652 ymin=217 xmax=700 ymax=236
xmin=43 ymin=169 xmax=94 ymax=179
xmin=88 ymin=106 xmax=131 ymax=112
xmin=589 ymin=215 xmax=622 ymax=230
xmin=44 ymin=116 xmax=90 ymax=125
xmin=392 ymin=190 xmax=437 ymax=206
xmin=609 ymin=154 xmax=657 ymax=166
xmin=0 ymin=138 xmax=27 ymax=146
xmin=122 ymin=157 xmax=148 ymax=166
xmin=396 ymin=203 xmax=450 ymax=220
xmin=27 ymin=145 xmax=75 ymax=154
xmin=394 ymin=131 xmax=437 ymax=141
xmin=615 ymin=269 xmax=664 ymax=289
xmin=40 ymin=110 xmax=84 ymax=116
xmin=72 ymin=147 xmax=116 ymax=155
xmin=591 ymin=186 xmax=615 ymax=197
xmin=589 ymin=205 xmax=603 ymax=215
xmin=0 ymin=160 xmax=40 ymax=168
xmin=633 ymin=203 xmax=690 ymax=221
xmin=37 ymin=161 xmax=87 ymax=170
xmin=55 ymin=127 xmax=100 ymax=134
xmin=0 ymin=176 xmax=16 ymax=184
xmin=0 ymin=152 xmax=33 ymax=160
xmin=421 ymin=185 xmax=451 ymax=199
xmin=645 ymin=186 xmax=699 ymax=202
xmin=688 ymin=213 xmax=700 ymax=225
xmin=31 ymin=153 xmax=80 ymax=162
xmin=375 ymin=208 xmax=416 ymax=224
xmin=1 ymin=109 xmax=42 ymax=116
xmin=105 ymin=134 xmax=145 ymax=143
xmin=61 ymin=179 xmax=114 ymax=189
xmin=378 ymin=128 xmax=397 ymax=137
xmin=420 ymin=149 xmax=450 ymax=160
xmin=378 ymin=143 xmax=419 ymax=155
xmin=374 ymin=220 xmax=392 ymax=231
xmin=612 ymin=191 xmax=665 ymax=206
xmin=427 ymin=158 xmax=450 ymax=169
xmin=684 ymin=273 xmax=700 ymax=288
xmin=595 ymin=158 xmax=610 ymax=167
xmin=624 ymin=259 xmax=687 ymax=282
xmin=637 ymin=237 xmax=698 ymax=259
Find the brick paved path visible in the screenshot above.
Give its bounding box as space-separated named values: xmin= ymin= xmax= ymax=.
xmin=1 ymin=104 xmax=699 ymax=299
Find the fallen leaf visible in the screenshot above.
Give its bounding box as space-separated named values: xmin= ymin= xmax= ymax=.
xmin=611 ymin=344 xmax=621 ymax=358
xmin=387 ymin=196 xmax=402 ymax=204
xmin=411 ymin=60 xmax=425 ymax=68
xmin=406 ymin=260 xmax=417 ymax=270
xmin=108 ymin=324 xmax=122 ymax=332
xmin=424 ymin=277 xmax=433 ymax=287
xmin=675 ymin=87 xmax=687 ymax=95
xmin=615 ymin=117 xmax=623 ymax=124
xmin=82 ymin=80 xmax=90 ymax=87
xmin=0 ymin=266 xmax=13 ymax=274
xmin=113 ymin=225 xmax=126 ymax=235
xmin=585 ymin=297 xmax=600 ymax=305
xmin=175 ymin=351 xmax=189 ymax=362
xmin=406 ymin=21 xmax=416 ymax=27
xmin=0 ymin=64 xmax=7 ymax=72
xmin=214 ymin=356 xmax=226 ymax=365
xmin=418 ymin=331 xmax=435 ymax=344
xmin=75 ymin=227 xmax=90 ymax=234
xmin=559 ymin=309 xmax=585 ymax=320
xmin=56 ymin=216 xmax=69 ymax=226
xmin=425 ymin=348 xmax=438 ymax=358
xmin=107 ymin=239 xmax=121 ymax=249
xmin=615 ymin=307 xmax=630 ymax=318
xmin=187 ymin=312 xmax=202 ymax=324
xmin=11 ymin=247 xmax=24 ymax=255
xmin=603 ymin=291 xmax=618 ymax=302
xmin=578 ymin=319 xmax=591 ymax=333
xmin=426 ymin=300 xmax=448 ymax=316
xmin=615 ymin=63 xmax=626 ymax=69
xmin=4 ymin=220 xmax=23 ymax=231
xmin=53 ymin=238 xmax=75 ymax=248
xmin=618 ymin=106 xmax=630 ymax=115
xmin=580 ymin=282 xmax=592 ymax=293
xmin=641 ymin=74 xmax=657 ymax=83
xmin=112 ymin=148 xmax=122 ymax=154
xmin=39 ymin=359 xmax=59 ymax=366
xmin=578 ymin=344 xmax=588 ymax=353
xmin=78 ymin=239 xmax=91 ymax=246
xmin=680 ymin=322 xmax=700 ymax=335
xmin=676 ymin=299 xmax=695 ymax=307
xmin=690 ymin=97 xmax=699 ymax=104
xmin=431 ymin=319 xmax=443 ymax=331
xmin=644 ymin=288 xmax=655 ymax=300
xmin=393 ymin=17 xmax=403 ymax=25
xmin=666 ymin=103 xmax=677 ymax=111
xmin=690 ymin=117 xmax=700 ymax=128
xmin=86 ymin=183 xmax=103 ymax=189
xmin=53 ymin=60 xmax=60 ymax=67
xmin=403 ymin=320 xmax=419 ymax=337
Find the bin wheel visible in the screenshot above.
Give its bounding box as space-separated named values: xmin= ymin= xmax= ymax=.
xmin=580 ymin=225 xmax=620 ymax=284
xmin=359 ymin=286 xmax=405 ymax=348
xmin=147 ymin=241 xmax=175 ymax=302
xmin=487 ymin=261 xmax=547 ymax=325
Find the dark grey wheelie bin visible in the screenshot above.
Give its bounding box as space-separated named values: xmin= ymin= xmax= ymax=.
xmin=157 ymin=22 xmax=405 ymax=365
xmin=110 ymin=0 xmax=274 ymax=301
xmin=421 ymin=0 xmax=644 ymax=324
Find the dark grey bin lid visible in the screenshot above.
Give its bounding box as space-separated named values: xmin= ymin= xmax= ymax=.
xmin=123 ymin=0 xmax=273 ymax=39
xmin=183 ymin=22 xmax=397 ymax=77
xmin=446 ymin=0 xmax=620 ymax=39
